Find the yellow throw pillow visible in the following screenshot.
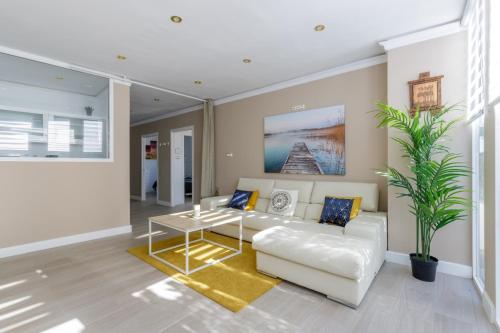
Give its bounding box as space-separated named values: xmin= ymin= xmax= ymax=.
xmin=326 ymin=196 xmax=362 ymax=220
xmin=245 ymin=191 xmax=260 ymax=211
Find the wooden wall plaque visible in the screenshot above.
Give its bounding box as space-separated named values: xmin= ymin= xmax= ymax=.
xmin=408 ymin=72 xmax=443 ymax=116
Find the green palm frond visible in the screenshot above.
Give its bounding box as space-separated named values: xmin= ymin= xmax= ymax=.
xmin=374 ymin=104 xmax=470 ymax=261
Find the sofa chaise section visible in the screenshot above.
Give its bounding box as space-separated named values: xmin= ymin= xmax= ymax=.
xmin=200 ymin=177 xmax=387 ymax=308
xmin=253 ymin=225 xmax=377 ymax=307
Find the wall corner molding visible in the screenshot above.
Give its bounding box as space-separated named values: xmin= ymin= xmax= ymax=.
xmin=213 ymin=54 xmax=387 ymax=107
xmin=0 ymin=225 xmax=132 ymax=259
xmin=385 ymin=250 xmax=472 ymax=278
xmin=111 ymin=78 xmax=132 ymax=87
xmin=379 ymin=21 xmax=466 ymax=52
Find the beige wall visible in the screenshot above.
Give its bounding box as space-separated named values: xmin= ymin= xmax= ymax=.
xmin=386 ymin=32 xmax=472 ymax=265
xmin=130 ymin=110 xmax=203 ymax=204
xmin=0 ymin=83 xmax=130 ymax=248
xmin=214 ymin=64 xmax=388 ymax=211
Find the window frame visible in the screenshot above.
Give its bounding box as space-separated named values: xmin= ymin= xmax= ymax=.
xmin=472 ymin=115 xmax=485 ymax=292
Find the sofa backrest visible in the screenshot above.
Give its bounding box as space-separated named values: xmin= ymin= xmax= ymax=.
xmin=237 ymin=178 xmax=275 ymax=197
xmin=235 ymin=178 xmax=379 ymax=218
xmin=237 ymin=178 xmax=275 ymax=212
xmin=237 ymin=178 xmax=314 ymax=218
xmin=310 ymin=181 xmax=379 ymax=212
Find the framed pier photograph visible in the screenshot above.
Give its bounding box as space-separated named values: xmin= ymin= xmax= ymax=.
xmin=264 ymin=105 xmax=345 ymax=175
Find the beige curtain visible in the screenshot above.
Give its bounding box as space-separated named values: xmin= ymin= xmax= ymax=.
xmin=201 ymin=98 xmax=216 ymax=198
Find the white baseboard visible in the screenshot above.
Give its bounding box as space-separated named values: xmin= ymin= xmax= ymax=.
xmin=156 ymin=200 xmax=171 ymax=207
xmin=385 ymin=250 xmax=472 ymax=278
xmin=0 ymin=225 xmax=132 ymax=259
xmin=130 ymin=195 xmax=142 ymax=201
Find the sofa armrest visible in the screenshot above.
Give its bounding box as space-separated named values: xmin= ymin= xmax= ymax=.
xmin=200 ymin=195 xmax=232 ymax=210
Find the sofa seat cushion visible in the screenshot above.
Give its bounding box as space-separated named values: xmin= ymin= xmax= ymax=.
xmin=252 ymin=226 xmax=375 ymax=280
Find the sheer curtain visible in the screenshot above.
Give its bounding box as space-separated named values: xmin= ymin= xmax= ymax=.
xmin=201 ymin=98 xmax=215 ymax=198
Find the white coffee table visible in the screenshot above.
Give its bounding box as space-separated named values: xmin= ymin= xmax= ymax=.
xmin=148 ymin=210 xmax=242 ymax=275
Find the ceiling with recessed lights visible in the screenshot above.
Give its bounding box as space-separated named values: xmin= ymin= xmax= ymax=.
xmin=131 ymin=84 xmax=202 ymax=123
xmin=0 ymin=0 xmax=465 ymax=122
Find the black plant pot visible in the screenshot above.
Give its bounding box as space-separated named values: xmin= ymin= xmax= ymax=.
xmin=409 ymin=253 xmax=438 ymax=282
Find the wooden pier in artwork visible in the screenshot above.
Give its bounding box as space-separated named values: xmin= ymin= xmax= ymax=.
xmin=281 ymin=142 xmax=324 ymax=175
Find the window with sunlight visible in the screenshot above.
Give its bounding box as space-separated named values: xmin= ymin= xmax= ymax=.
xmin=489 ymin=0 xmax=499 ymax=104
xmin=469 ymin=0 xmax=487 ymax=288
xmin=47 ymin=120 xmax=70 ymax=152
xmin=0 ymin=52 xmax=110 ymax=160
xmin=83 ymin=120 xmax=103 ymax=153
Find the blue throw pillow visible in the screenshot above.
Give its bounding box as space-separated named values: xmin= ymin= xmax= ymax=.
xmin=319 ymin=197 xmax=354 ymax=227
xmin=228 ymin=189 xmax=253 ymax=210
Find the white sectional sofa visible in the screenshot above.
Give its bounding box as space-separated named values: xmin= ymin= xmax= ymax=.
xmin=200 ymin=177 xmax=387 ymax=308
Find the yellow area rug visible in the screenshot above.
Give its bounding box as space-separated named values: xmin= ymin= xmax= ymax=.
xmin=127 ymin=231 xmax=281 ymax=312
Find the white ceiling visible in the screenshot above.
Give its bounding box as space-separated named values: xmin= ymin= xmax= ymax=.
xmin=0 ymin=0 xmax=465 ymax=122
xmin=131 ymin=84 xmax=202 ymax=123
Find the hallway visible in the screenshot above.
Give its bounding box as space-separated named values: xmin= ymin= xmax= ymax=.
xmin=130 ymin=193 xmax=193 ymax=225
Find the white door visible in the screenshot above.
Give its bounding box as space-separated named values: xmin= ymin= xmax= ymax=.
xmin=170 ymin=128 xmax=193 ymax=206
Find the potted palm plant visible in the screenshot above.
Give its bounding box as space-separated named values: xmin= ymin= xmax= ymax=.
xmin=374 ymin=103 xmax=470 ymax=282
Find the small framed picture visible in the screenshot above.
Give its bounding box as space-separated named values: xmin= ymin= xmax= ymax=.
xmin=408 ymin=72 xmax=444 ymax=116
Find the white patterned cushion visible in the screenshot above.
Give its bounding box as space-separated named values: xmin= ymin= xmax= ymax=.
xmin=267 ymin=189 xmax=299 ymax=216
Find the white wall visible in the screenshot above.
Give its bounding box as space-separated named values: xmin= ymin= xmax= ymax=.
xmin=144 ymin=159 xmax=157 ymax=192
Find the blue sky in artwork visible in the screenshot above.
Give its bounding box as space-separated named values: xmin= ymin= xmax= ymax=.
xmin=264 ymin=105 xmax=344 ymax=134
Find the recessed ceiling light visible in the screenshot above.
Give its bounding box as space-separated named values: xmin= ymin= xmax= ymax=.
xmin=116 ymin=54 xmax=127 ymax=60
xmin=171 ymin=16 xmax=182 ymax=23
xmin=314 ymin=24 xmax=326 ymax=32
xmin=242 ymin=58 xmax=252 ymax=64
xmin=154 ymin=98 xmax=160 ymax=102
xmin=56 ymin=76 xmax=64 ymax=80
xmin=194 ymin=80 xmax=202 ymax=85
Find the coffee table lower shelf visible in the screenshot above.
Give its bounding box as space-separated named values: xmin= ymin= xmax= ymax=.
xmin=148 ymin=219 xmax=242 ymax=275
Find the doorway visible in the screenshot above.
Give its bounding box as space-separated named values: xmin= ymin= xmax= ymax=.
xmin=141 ymin=133 xmax=159 ymax=202
xmin=170 ymin=126 xmax=194 ymax=206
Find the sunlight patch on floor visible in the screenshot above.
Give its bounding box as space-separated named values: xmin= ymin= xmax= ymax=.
xmin=0 ymin=302 xmax=44 ymax=321
xmin=0 ymin=280 xmax=26 ymax=291
xmin=131 ymin=278 xmax=183 ymax=302
xmin=0 ymin=296 xmax=31 ymax=311
xmin=40 ymin=318 xmax=85 ymax=333
xmin=0 ymin=312 xmax=50 ymax=333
